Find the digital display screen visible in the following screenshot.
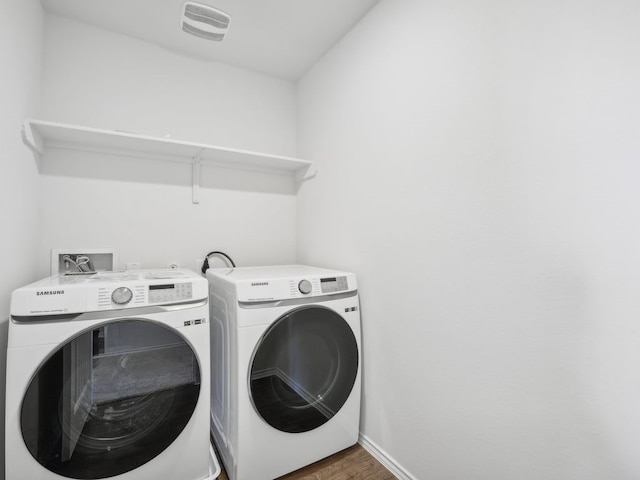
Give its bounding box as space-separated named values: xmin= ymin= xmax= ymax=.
xmin=149 ymin=284 xmax=175 ymax=291
xmin=320 ymin=276 xmax=349 ymax=294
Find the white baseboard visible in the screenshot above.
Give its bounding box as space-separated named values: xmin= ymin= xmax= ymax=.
xmin=358 ymin=434 xmax=418 ymax=480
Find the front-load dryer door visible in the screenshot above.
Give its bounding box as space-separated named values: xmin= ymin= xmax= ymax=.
xmin=249 ymin=305 xmax=358 ymax=433
xmin=20 ymin=319 xmax=201 ymax=479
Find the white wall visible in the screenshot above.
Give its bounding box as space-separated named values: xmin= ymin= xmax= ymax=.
xmin=297 ymin=1 xmax=640 ymax=478
xmin=37 ymin=14 xmax=299 ymax=275
xmin=0 ymin=1 xmax=44 ymax=478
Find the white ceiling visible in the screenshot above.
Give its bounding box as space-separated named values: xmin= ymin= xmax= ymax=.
xmin=39 ymin=0 xmax=379 ymax=81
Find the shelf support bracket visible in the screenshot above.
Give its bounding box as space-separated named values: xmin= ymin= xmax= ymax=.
xmin=192 ymin=149 xmax=204 ymax=204
xmin=295 ymin=162 xmax=318 ymax=184
xmin=21 ymin=119 xmax=44 ymax=169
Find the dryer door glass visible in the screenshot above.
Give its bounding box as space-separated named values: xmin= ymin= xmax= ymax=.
xmin=20 ymin=319 xmax=201 ymax=479
xmin=249 ymin=306 xmax=358 ymax=433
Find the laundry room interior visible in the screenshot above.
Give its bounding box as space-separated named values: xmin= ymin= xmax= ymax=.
xmin=2 ymin=0 xmax=640 ymax=479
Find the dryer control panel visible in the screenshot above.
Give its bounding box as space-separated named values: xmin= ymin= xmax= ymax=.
xmin=295 ymin=276 xmax=348 ymax=295
xmin=319 ymin=276 xmax=349 ymax=294
xmin=234 ymin=270 xmax=357 ymax=303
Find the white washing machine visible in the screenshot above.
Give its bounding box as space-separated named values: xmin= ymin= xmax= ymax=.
xmin=6 ymin=268 xmax=220 ymax=480
xmin=207 ymin=265 xmax=361 ymax=480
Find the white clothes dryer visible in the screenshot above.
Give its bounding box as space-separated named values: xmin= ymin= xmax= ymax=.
xmin=207 ymin=265 xmax=361 ymax=480
xmin=6 ymin=268 xmax=220 ymax=480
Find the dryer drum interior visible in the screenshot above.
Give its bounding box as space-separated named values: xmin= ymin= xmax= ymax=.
xmin=20 ymin=319 xmax=201 ymax=480
xmin=249 ymin=306 xmax=359 ymax=434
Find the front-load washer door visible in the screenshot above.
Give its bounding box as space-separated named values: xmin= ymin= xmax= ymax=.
xmin=249 ymin=305 xmax=358 ymax=433
xmin=20 ymin=319 xmax=201 ymax=479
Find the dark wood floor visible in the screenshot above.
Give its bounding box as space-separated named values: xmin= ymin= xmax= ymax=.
xmin=217 ymin=443 xmax=397 ymax=480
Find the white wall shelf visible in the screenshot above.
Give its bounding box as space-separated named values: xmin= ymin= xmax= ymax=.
xmin=22 ymin=119 xmax=316 ymax=203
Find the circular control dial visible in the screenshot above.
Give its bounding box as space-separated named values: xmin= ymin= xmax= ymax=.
xmin=298 ymin=279 xmax=312 ymax=295
xmin=111 ymin=287 xmax=133 ymax=305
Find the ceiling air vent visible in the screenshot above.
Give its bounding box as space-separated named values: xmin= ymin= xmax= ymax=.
xmin=181 ymin=2 xmax=230 ymax=41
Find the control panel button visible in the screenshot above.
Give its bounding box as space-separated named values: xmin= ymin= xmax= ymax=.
xmin=111 ymin=287 xmax=133 ymax=305
xmin=298 ymin=279 xmax=312 ymax=295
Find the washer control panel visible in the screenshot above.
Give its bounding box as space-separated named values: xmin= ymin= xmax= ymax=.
xmin=11 ymin=269 xmax=208 ymax=316
xmin=148 ymin=282 xmax=193 ymax=303
xmin=97 ymin=282 xmax=193 ymax=307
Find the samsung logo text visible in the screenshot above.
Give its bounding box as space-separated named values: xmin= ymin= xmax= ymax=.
xmin=36 ymin=290 xmax=65 ymax=296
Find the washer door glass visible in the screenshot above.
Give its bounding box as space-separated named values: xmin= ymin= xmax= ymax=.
xmin=20 ymin=319 xmax=200 ymax=479
xmin=249 ymin=306 xmax=358 ymax=433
